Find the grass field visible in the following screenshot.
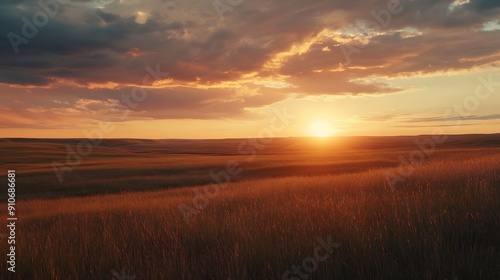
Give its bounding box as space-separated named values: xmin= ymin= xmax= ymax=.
xmin=0 ymin=135 xmax=499 ymax=279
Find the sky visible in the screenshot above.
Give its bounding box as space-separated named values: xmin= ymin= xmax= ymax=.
xmin=0 ymin=0 xmax=499 ymax=139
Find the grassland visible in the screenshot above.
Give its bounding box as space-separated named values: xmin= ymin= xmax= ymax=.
xmin=0 ymin=135 xmax=499 ymax=279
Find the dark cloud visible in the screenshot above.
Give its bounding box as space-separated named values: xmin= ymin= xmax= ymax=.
xmin=0 ymin=0 xmax=499 ymax=123
xmin=469 ymin=0 xmax=500 ymax=10
xmin=2 ymin=0 xmax=499 ymax=86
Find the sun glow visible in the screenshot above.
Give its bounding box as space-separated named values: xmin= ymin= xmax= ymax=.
xmin=309 ymin=121 xmax=335 ymax=138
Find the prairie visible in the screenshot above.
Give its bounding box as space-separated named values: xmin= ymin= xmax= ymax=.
xmin=0 ymin=135 xmax=499 ymax=279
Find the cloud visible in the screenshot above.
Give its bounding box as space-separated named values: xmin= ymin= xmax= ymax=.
xmin=469 ymin=0 xmax=500 ymax=10
xmin=0 ymin=82 xmax=288 ymax=128
xmin=0 ymin=0 xmax=499 ymax=124
xmin=403 ymin=114 xmax=500 ymax=123
xmin=359 ymin=114 xmax=397 ymax=122
xmin=2 ymin=0 xmax=499 ymax=87
xmin=391 ymin=124 xmax=475 ymax=128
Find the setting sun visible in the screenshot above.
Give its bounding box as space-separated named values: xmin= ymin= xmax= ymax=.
xmin=309 ymin=121 xmax=335 ymax=138
xmin=2 ymin=0 xmax=499 ymax=278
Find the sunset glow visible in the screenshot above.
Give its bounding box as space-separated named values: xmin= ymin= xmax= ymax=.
xmin=2 ymin=1 xmax=500 ymax=278
xmin=309 ymin=121 xmax=335 ymax=138
xmin=0 ymin=0 xmax=499 ymax=139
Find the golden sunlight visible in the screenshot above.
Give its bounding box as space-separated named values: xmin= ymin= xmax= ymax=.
xmin=309 ymin=121 xmax=335 ymax=138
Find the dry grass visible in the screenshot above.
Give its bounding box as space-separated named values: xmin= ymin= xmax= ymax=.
xmin=1 ymin=150 xmax=499 ymax=279
xmin=2 ymin=136 xmax=499 ymax=199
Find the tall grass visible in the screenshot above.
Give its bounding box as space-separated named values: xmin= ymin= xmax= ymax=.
xmin=1 ymin=154 xmax=499 ymax=279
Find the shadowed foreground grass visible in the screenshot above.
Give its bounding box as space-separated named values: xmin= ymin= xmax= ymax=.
xmin=1 ymin=153 xmax=499 ymax=279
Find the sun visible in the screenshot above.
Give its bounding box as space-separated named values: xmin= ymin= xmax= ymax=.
xmin=309 ymin=121 xmax=335 ymax=138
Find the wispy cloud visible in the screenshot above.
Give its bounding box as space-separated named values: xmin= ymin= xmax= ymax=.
xmin=403 ymin=114 xmax=500 ymax=123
